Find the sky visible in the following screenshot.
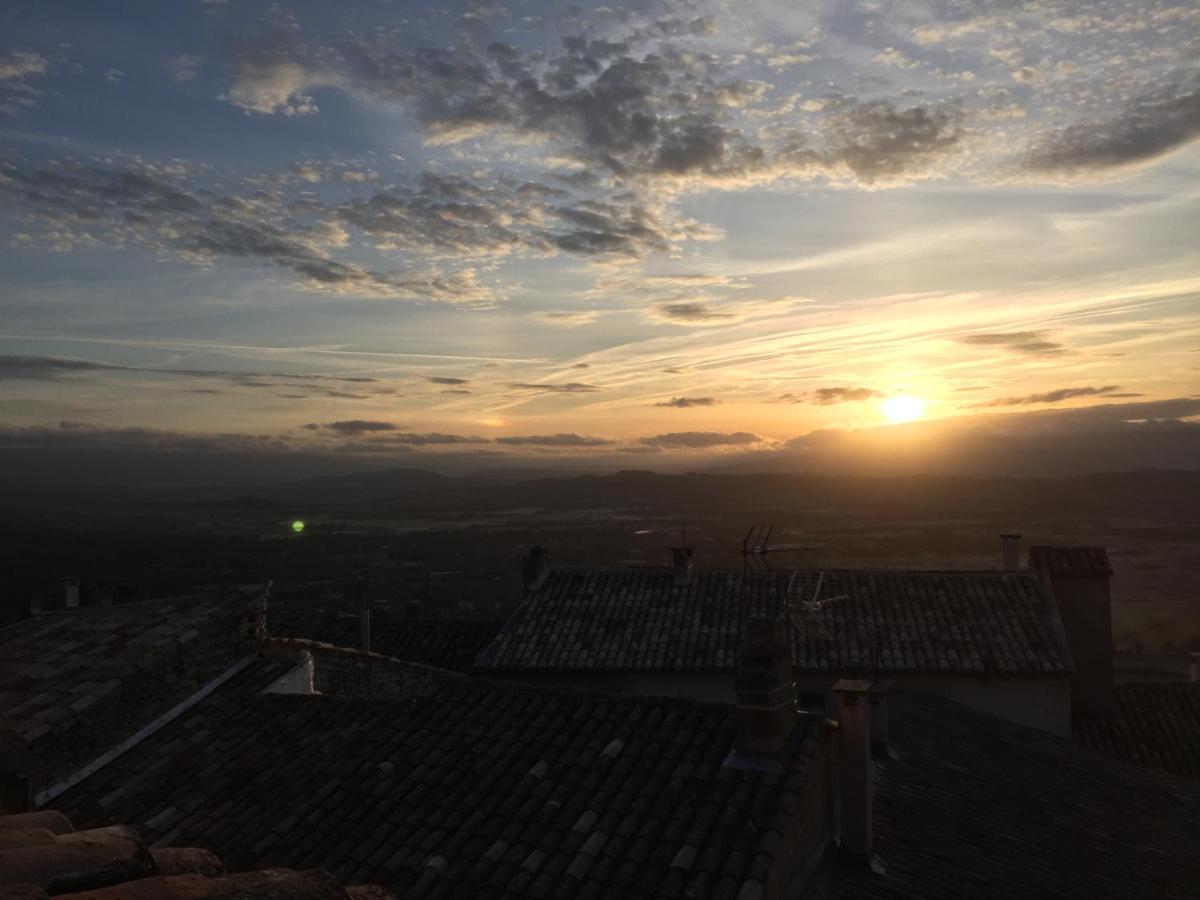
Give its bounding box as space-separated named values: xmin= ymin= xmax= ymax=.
xmin=0 ymin=0 xmax=1198 ymax=476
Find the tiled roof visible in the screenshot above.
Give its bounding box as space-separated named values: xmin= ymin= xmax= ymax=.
xmin=57 ymin=656 xmax=824 ymax=899
xmin=823 ymin=692 xmax=1200 ymax=900
xmin=0 ymin=592 xmax=261 ymax=793
xmin=267 ymin=608 xmax=500 ymax=673
xmin=1074 ymin=682 xmax=1200 ymax=778
xmin=0 ymin=809 xmax=393 ymax=898
xmin=475 ymin=567 xmax=1071 ymax=676
xmin=1028 ymin=545 xmax=1114 ymax=576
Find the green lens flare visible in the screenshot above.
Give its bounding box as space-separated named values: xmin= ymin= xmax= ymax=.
xmin=291 ymin=520 xmax=305 ymax=533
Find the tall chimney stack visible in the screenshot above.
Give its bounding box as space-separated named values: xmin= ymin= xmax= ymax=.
xmin=523 ymin=546 xmax=550 ymax=591
xmin=63 ymin=576 xmax=80 ymax=609
xmin=732 ymin=617 xmax=796 ymax=758
xmin=1030 ymin=545 xmax=1115 ymax=718
xmin=1000 ymin=533 xmax=1021 ymax=572
xmin=833 ymin=678 xmax=873 ymax=861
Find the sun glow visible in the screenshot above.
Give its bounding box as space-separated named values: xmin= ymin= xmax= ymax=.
xmin=881 ymin=394 xmax=926 ymax=424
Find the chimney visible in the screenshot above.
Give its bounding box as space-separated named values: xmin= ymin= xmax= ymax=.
xmin=1000 ymin=533 xmax=1021 ymax=572
xmin=832 ymin=678 xmax=873 ymax=861
xmin=523 ymin=546 xmax=550 ymax=591
xmin=732 ymin=617 xmax=796 ymax=758
xmin=671 ymin=545 xmax=693 ymax=586
xmin=867 ymin=680 xmax=892 ymax=759
xmin=1189 ymin=651 xmax=1199 ymax=683
xmin=1030 ymin=545 xmax=1115 ymax=719
xmin=63 ymin=576 xmax=80 ymax=609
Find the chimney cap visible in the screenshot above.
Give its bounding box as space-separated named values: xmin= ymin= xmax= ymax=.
xmin=832 ymin=678 xmax=873 ymax=695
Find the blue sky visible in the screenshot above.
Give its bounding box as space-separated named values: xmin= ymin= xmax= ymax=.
xmin=1 ymin=0 xmax=1198 ymax=468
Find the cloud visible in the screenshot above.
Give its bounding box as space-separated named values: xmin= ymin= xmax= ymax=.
xmin=654 ymin=396 xmax=717 ymax=408
xmin=104 ymin=69 xmax=126 ymax=84
xmin=321 ymin=420 xmax=396 ymax=435
xmin=494 ymin=433 xmax=614 ymax=447
xmin=382 ymin=432 xmax=486 ymax=445
xmin=1025 ymin=73 xmax=1200 ymax=177
xmin=973 ymin=385 xmax=1139 ymax=407
xmin=811 ymin=387 xmax=884 ymax=405
xmin=0 ymin=158 xmax=492 ymax=303
xmin=531 ymin=310 xmax=601 ymax=328
xmin=637 ymin=430 xmax=762 ymax=448
xmin=0 ymin=50 xmax=50 ymax=116
xmin=508 ymin=382 xmax=601 ymax=393
xmin=0 ymin=421 xmax=296 ymax=454
xmin=0 ymin=355 xmax=130 ymax=380
xmin=822 ymin=100 xmax=965 ymax=185
xmin=427 ymin=376 xmax=469 ymax=385
xmin=649 ymin=296 xmax=802 ymax=326
xmin=167 ymin=53 xmax=201 ymax=82
xmin=957 ymin=331 xmax=1066 ymax=356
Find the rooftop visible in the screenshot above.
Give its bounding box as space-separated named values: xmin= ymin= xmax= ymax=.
xmin=56 ymin=653 xmax=825 ymax=899
xmin=823 ymin=692 xmax=1200 ymax=900
xmin=0 ymin=589 xmax=264 ymax=795
xmin=475 ymin=566 xmax=1072 ymax=676
xmin=1074 ymin=681 xmax=1200 ymax=779
xmin=1028 ymin=545 xmax=1114 ymax=577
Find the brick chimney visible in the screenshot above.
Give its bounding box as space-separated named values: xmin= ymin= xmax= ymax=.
xmin=522 ymin=546 xmax=549 ymax=591
xmin=1000 ymin=533 xmax=1021 ymax=572
xmin=833 ymin=678 xmax=873 ymax=861
xmin=732 ymin=617 xmax=796 ymax=758
xmin=1029 ymin=546 xmax=1115 ymax=718
xmin=671 ymin=545 xmax=693 ymax=587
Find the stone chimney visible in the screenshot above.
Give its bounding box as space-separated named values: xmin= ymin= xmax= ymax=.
xmin=733 ymin=617 xmax=796 ymax=758
xmin=522 ymin=546 xmax=550 ymax=591
xmin=671 ymin=545 xmax=694 ymax=586
xmin=1029 ymin=545 xmax=1115 ymax=718
xmin=1000 ymin=533 xmax=1021 ymax=572
xmin=833 ymin=678 xmax=873 ymax=861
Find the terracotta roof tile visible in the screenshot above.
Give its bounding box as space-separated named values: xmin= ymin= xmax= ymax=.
xmin=1074 ymin=682 xmax=1200 ymax=778
xmin=475 ymin=567 xmax=1071 ymax=676
xmin=821 ymin=692 xmax=1200 ymax=900
xmin=1028 ymin=545 xmax=1114 ymax=576
xmin=54 ymin=655 xmax=822 ymax=899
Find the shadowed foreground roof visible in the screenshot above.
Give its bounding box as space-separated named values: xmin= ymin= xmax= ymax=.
xmin=475 ymin=567 xmax=1071 ymax=676
xmin=1074 ymin=682 xmax=1200 ymax=778
xmin=57 ymin=656 xmax=823 ymax=899
xmin=266 ymin=608 xmax=501 ymax=673
xmin=0 ymin=590 xmax=260 ymax=792
xmin=823 ymin=692 xmax=1200 ymax=900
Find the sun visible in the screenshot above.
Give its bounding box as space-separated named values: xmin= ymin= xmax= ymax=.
xmin=881 ymin=394 xmax=926 ymax=424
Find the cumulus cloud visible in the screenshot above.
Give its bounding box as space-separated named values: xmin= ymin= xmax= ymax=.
xmin=637 ymin=430 xmax=761 ymax=448
xmin=973 ymin=385 xmax=1139 ymax=407
xmin=822 ymin=100 xmax=964 ymax=184
xmin=1025 ymin=73 xmax=1200 ymax=177
xmin=494 ymin=433 xmax=614 ymax=446
xmin=958 ymin=331 xmax=1066 ymax=356
xmin=167 ymin=53 xmax=201 ymax=82
xmin=654 ymin=396 xmax=717 ymax=408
